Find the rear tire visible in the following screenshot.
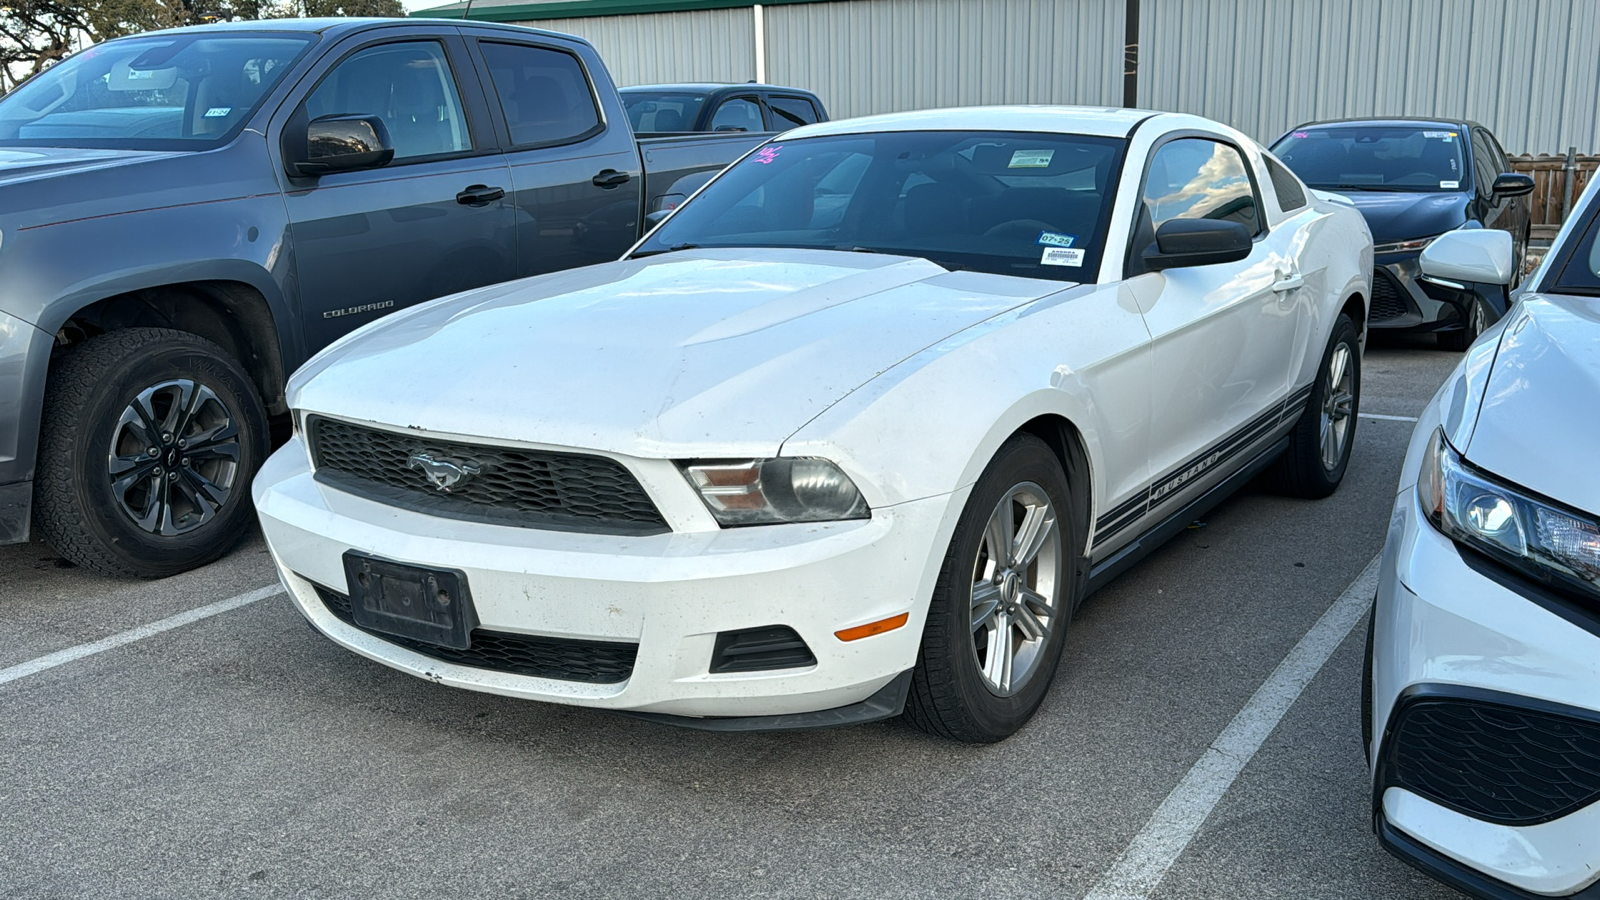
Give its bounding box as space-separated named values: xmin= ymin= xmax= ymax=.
xmin=905 ymin=434 xmax=1079 ymax=743
xmin=1272 ymin=314 xmax=1360 ymax=499
xmin=34 ymin=328 xmax=268 ymax=578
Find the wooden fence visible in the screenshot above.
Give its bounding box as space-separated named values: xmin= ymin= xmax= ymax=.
xmin=1510 ymin=153 xmax=1598 ymax=233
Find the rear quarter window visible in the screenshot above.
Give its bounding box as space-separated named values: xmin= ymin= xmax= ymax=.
xmin=1264 ymin=155 xmax=1307 ymax=212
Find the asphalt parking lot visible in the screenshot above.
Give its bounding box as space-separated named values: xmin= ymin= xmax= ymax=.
xmin=3 ymin=337 xmax=1470 ymax=899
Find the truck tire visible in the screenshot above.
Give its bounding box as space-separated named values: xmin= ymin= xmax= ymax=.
xmin=1271 ymin=314 xmax=1360 ymax=499
xmin=34 ymin=328 xmax=268 ymax=577
xmin=905 ymin=434 xmax=1078 ymax=743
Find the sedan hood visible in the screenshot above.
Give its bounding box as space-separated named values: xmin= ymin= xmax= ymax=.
xmin=1338 ymin=190 xmax=1469 ymax=244
xmin=291 ymin=248 xmax=1073 ymax=457
xmin=1464 ymin=294 xmax=1600 ymax=515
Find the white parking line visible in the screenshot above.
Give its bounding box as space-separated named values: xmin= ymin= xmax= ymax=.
xmin=1360 ymin=413 xmax=1420 ymax=422
xmin=0 ymin=584 xmax=283 ymax=688
xmin=1081 ymin=554 xmax=1382 ymax=900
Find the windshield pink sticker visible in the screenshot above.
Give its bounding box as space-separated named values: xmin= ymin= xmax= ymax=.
xmin=752 ymin=145 xmax=783 ymax=165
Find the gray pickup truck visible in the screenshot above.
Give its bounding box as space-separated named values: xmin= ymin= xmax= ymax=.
xmin=0 ymin=18 xmax=765 ymax=577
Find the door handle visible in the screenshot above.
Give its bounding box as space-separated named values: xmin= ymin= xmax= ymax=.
xmin=456 ymin=185 xmax=505 ymax=206
xmin=1272 ymin=272 xmax=1304 ymax=293
xmin=592 ymin=169 xmax=631 ymax=188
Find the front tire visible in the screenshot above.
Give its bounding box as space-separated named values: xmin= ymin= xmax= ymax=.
xmin=905 ymin=434 xmax=1079 ymax=743
xmin=1438 ymin=296 xmax=1491 ymax=352
xmin=1272 ymin=314 xmax=1360 ymax=499
xmin=34 ymin=328 xmax=268 ymax=577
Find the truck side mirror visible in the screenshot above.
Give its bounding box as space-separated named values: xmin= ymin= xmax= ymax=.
xmin=286 ymin=114 xmax=395 ymax=178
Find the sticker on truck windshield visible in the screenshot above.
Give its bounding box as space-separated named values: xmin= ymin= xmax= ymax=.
xmin=204 ymin=107 xmax=232 ymax=118
xmin=1440 ymin=180 xmax=1460 ymax=189
xmin=1036 ymin=231 xmax=1077 ymax=248
xmin=1009 ymin=150 xmax=1055 ymax=168
xmin=1040 ymin=247 xmax=1084 ymax=267
xmin=1424 ymin=131 xmax=1457 ymax=139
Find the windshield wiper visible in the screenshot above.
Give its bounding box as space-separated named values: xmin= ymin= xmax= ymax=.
xmin=631 ymin=243 xmax=701 ymax=258
xmin=1318 ymin=184 xmax=1432 ymax=193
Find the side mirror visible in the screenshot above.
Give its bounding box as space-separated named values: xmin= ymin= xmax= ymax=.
xmin=1142 ymin=218 xmax=1253 ymax=271
xmin=287 ymin=114 xmax=394 ymax=178
xmin=643 ymin=209 xmax=673 ymax=228
xmin=1491 ymin=173 xmax=1536 ymax=197
xmin=1419 ymin=229 xmax=1514 ymax=285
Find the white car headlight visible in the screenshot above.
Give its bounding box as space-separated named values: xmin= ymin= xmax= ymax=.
xmin=681 ymin=458 xmax=869 ymax=526
xmin=1419 ymin=429 xmax=1600 ymax=599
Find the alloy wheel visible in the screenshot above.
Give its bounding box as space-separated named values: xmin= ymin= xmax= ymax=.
xmin=969 ymin=482 xmax=1061 ymax=697
xmin=107 ymin=379 xmax=242 ymax=536
xmin=1319 ymin=343 xmax=1355 ymax=472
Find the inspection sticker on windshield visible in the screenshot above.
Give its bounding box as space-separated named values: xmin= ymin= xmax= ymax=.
xmin=1036 ymin=231 xmax=1077 ymax=248
xmin=1440 ymin=180 xmax=1460 ymax=189
xmin=1040 ymin=247 xmax=1084 ymax=267
xmin=1424 ymin=130 xmax=1456 ymax=138
xmin=1009 ymin=149 xmax=1055 ymax=168
xmin=204 ymin=107 xmax=232 ymax=118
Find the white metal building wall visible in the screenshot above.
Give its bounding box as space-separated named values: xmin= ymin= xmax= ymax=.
xmin=531 ymin=7 xmax=755 ymax=86
xmin=1138 ymin=0 xmax=1600 ymax=153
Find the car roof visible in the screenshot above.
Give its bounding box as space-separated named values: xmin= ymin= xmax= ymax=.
xmin=121 ymin=17 xmax=579 ymax=41
xmin=781 ymin=106 xmax=1163 ymax=141
xmin=1285 ymin=116 xmax=1481 ymax=133
xmin=622 ymin=84 xmax=814 ymax=94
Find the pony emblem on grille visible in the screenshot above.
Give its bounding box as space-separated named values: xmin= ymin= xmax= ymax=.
xmin=407 ymin=452 xmax=481 ymax=492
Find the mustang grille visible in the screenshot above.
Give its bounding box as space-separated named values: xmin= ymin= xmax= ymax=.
xmin=1370 ymin=268 xmax=1409 ymax=322
xmin=1387 ymin=697 xmax=1600 ymax=826
xmin=315 ymin=586 xmax=638 ymax=684
xmin=308 ymin=416 xmax=668 ymax=534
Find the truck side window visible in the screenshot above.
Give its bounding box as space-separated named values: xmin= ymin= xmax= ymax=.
xmin=769 ymin=95 xmax=818 ymax=128
xmin=303 ymin=41 xmax=471 ymax=161
xmin=710 ymin=97 xmax=764 ymax=133
xmin=479 ymin=42 xmax=602 ymax=147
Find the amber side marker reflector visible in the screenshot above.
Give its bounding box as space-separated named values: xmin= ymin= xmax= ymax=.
xmin=835 ymin=612 xmax=910 ymax=642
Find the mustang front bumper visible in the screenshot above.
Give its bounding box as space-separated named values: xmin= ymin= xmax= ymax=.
xmin=1371 ymin=489 xmax=1600 ymax=898
xmin=252 ymin=436 xmax=961 ymax=720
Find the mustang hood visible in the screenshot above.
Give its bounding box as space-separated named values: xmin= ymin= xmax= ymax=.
xmin=1339 ymin=190 xmax=1469 ymax=244
xmin=1464 ymin=294 xmax=1600 ymax=515
xmin=292 ymin=249 xmax=1075 ymax=457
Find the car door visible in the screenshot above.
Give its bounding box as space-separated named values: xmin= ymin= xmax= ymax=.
xmin=276 ymin=31 xmax=515 ymax=355
xmin=1471 ymin=128 xmax=1517 ymax=239
xmin=707 ymin=94 xmax=765 ymax=133
xmin=465 ymin=32 xmax=643 ymax=278
xmin=1127 ymin=136 xmax=1303 ymax=511
xmin=1482 ymin=128 xmax=1530 ymax=263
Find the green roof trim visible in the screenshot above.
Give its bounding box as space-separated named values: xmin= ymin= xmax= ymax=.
xmin=410 ymin=0 xmax=825 ymax=22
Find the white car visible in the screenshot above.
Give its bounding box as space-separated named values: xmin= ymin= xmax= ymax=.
xmin=1368 ymin=178 xmax=1600 ymax=895
xmin=253 ymin=107 xmax=1371 ymax=742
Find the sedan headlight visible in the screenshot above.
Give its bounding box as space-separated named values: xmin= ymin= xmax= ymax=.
xmin=1419 ymin=429 xmax=1600 ymax=600
xmin=1373 ymin=235 xmax=1438 ymax=254
xmin=681 ymin=458 xmax=870 ymax=526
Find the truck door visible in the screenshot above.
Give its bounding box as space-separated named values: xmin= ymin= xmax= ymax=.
xmin=463 ymin=32 xmax=643 ymax=278
xmin=275 ymin=31 xmax=515 ymax=354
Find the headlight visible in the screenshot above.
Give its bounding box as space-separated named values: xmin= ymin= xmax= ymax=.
xmin=1419 ymin=429 xmax=1600 ymax=600
xmin=1373 ymin=235 xmax=1438 ymax=254
xmin=681 ymin=458 xmax=870 ymax=526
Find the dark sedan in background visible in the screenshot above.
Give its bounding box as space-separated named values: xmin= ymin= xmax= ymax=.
xmin=1272 ymin=118 xmax=1534 ymax=349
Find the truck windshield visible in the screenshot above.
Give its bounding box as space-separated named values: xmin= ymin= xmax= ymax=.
xmin=1271 ymin=125 xmax=1467 ymax=192
xmin=0 ymin=33 xmax=313 ymax=151
xmin=621 ymin=91 xmax=708 ymax=133
xmin=633 ymin=130 xmax=1126 ymax=282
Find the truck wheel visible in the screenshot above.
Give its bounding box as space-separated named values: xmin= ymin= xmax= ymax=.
xmin=34 ymin=328 xmax=268 ymax=577
xmin=1271 ymin=314 xmax=1360 ymax=499
xmin=904 ymin=434 xmax=1078 ymax=743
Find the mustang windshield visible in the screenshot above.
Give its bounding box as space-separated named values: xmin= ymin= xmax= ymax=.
xmin=0 ymin=33 xmax=313 ymax=151
xmin=634 ymin=130 xmax=1126 ymax=281
xmin=1271 ymin=125 xmax=1467 ymax=192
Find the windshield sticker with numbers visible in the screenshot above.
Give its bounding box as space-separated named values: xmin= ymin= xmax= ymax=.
xmin=1040 ymin=247 xmax=1084 ymax=267
xmin=1009 ymin=149 xmax=1055 ymax=168
xmin=1036 ymin=231 xmax=1077 ymax=248
xmin=1440 ymin=180 xmax=1460 ymax=189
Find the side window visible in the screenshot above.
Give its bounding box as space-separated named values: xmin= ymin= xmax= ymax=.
xmin=1141 ymin=138 xmax=1262 ymax=235
xmin=769 ymin=95 xmax=819 ymax=129
xmin=303 ymin=41 xmax=470 ymax=162
xmin=1264 ymin=154 xmax=1307 ymax=212
xmin=1486 ymin=129 xmax=1513 ymax=178
xmin=709 ymin=96 xmax=764 ymax=133
xmin=1471 ymin=130 xmax=1498 ymax=196
xmin=479 ymin=42 xmax=602 ymax=148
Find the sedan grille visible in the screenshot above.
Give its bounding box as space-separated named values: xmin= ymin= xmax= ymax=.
xmin=1370 ymin=269 xmax=1409 ymax=322
xmin=1385 ymin=696 xmax=1600 ymax=825
xmin=308 ymin=416 xmax=668 ymax=535
xmin=314 ymin=586 xmax=638 ymax=684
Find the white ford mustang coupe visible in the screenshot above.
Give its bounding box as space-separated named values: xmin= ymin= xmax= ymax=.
xmin=253 ymin=107 xmax=1372 ymax=742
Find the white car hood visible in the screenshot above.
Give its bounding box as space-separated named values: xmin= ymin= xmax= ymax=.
xmin=1465 ymin=293 xmax=1600 ymax=515
xmin=292 ymin=248 xmax=1074 ymax=457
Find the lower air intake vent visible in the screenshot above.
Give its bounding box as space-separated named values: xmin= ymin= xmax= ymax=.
xmin=314 ymin=585 xmax=637 ymax=684
xmin=1370 ymin=269 xmax=1409 ymax=322
xmin=710 ymin=625 xmax=816 ymax=673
